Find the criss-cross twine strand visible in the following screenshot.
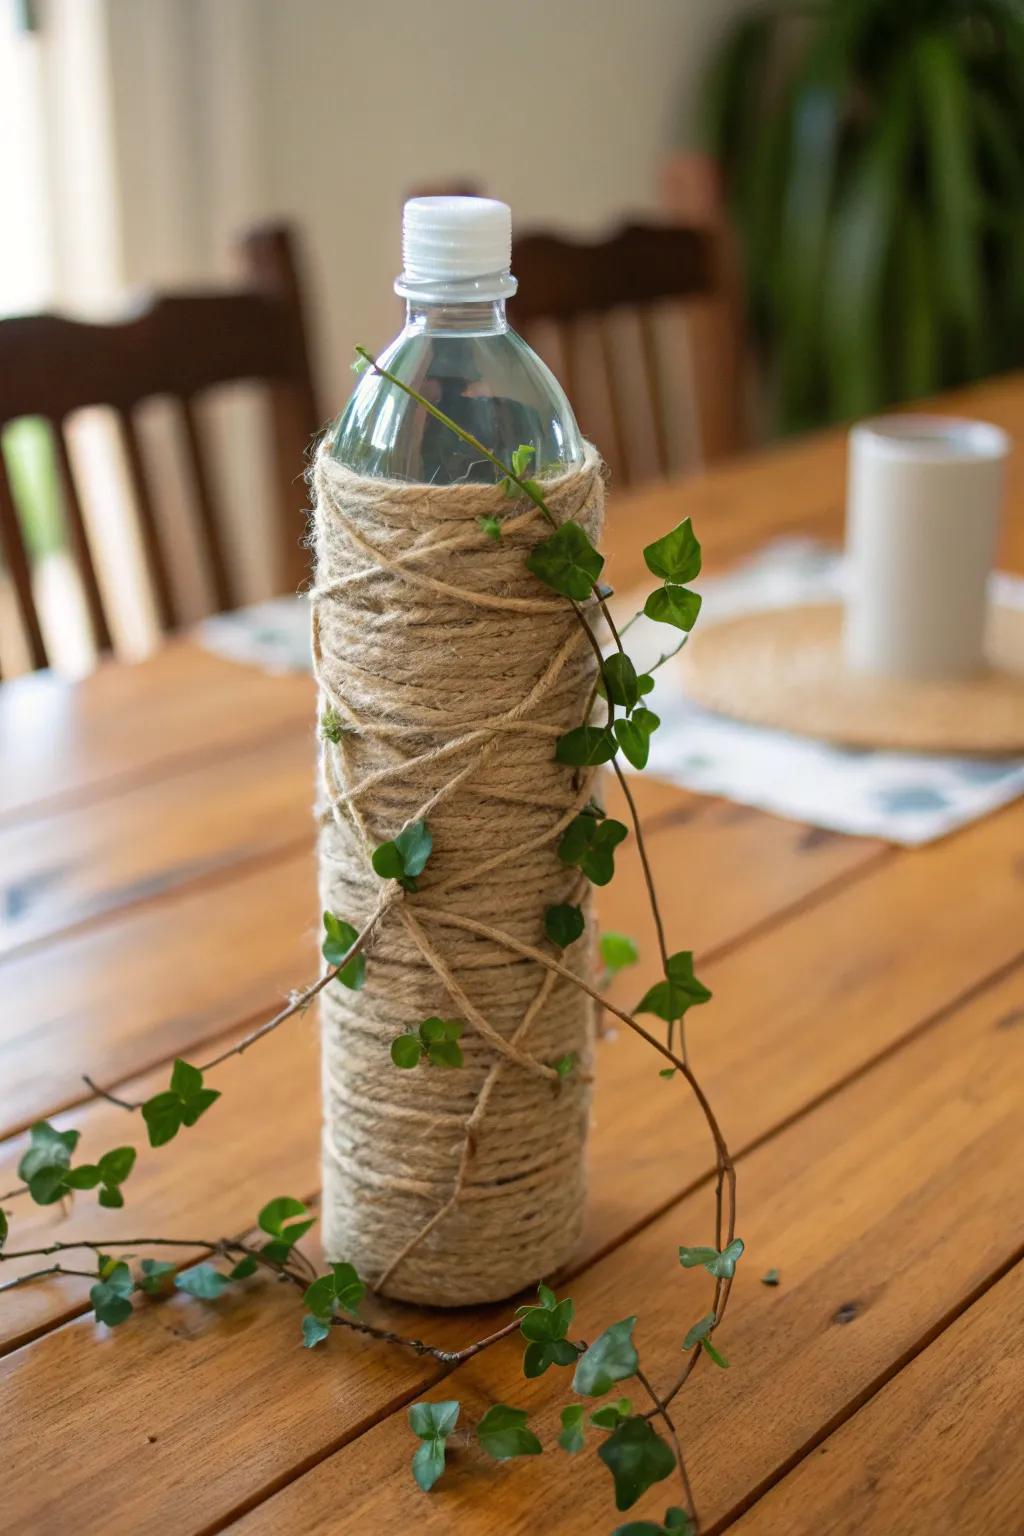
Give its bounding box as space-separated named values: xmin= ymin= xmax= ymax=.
xmin=311 ymin=444 xmax=606 ymax=1306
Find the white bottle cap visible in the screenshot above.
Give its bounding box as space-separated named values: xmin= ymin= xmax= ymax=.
xmin=395 ymin=196 xmax=518 ymax=302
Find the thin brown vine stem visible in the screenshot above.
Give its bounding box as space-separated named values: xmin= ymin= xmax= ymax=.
xmin=80 ymin=917 xmax=379 ymax=1110
xmin=0 ymin=1185 xmax=27 ymax=1202
xmin=610 ymin=758 xmax=670 ymax=974
xmin=609 ymin=756 xmax=685 ymax=1064
xmin=0 ymin=1236 xmax=523 ymax=1366
xmin=0 ymin=1264 xmax=102 ymax=1295
xmin=637 ymin=1365 xmax=699 ymax=1531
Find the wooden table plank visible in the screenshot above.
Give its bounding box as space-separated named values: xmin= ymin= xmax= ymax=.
xmin=0 ymin=644 xmax=312 ymax=824
xmin=0 ymin=772 xmax=882 ymax=1139
xmin=221 ymin=961 xmax=1024 ymax=1536
xmin=731 ymin=1260 xmax=1024 ymax=1535
xmin=0 ymin=728 xmax=314 ymax=960
xmin=4 ymin=951 xmax=1019 ymax=1536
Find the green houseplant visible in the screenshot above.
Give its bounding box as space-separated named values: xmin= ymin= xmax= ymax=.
xmin=703 ymin=0 xmax=1024 ymax=431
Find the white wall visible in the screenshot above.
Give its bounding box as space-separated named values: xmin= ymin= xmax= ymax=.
xmin=98 ymin=0 xmax=752 ymax=418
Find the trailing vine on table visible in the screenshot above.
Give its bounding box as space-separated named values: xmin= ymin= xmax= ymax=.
xmin=0 ymin=349 xmax=742 ymax=1536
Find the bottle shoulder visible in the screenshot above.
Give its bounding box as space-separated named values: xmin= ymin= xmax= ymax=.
xmin=332 ymin=325 xmax=584 ymax=484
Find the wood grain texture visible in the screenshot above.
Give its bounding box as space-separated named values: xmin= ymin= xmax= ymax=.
xmin=0 ymin=644 xmax=313 ymax=823
xmin=0 ymin=729 xmax=314 ymax=959
xmin=223 ymin=962 xmax=1024 ymax=1536
xmin=731 ymin=1261 xmax=1024 ymax=1535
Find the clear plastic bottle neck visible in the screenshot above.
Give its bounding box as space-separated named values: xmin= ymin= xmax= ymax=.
xmin=404 ymin=297 xmax=508 ymax=338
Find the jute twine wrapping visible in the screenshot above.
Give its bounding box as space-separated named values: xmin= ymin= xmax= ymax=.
xmin=311 ymin=443 xmax=606 ymax=1306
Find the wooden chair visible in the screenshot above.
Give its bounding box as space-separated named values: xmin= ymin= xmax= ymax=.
xmin=0 ymin=224 xmax=320 ymax=675
xmin=510 ymin=220 xmax=744 ymax=485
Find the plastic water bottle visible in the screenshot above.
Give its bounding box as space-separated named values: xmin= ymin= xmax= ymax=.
xmin=331 ymin=197 xmax=584 ymax=484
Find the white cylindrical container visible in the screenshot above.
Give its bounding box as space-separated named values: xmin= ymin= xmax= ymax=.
xmin=843 ymin=415 xmax=1009 ymax=681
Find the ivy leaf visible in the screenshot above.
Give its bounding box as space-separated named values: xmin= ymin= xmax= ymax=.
xmin=391 ymin=1034 xmax=423 ymax=1068
xmin=708 ymin=1237 xmax=745 ymax=1279
xmin=643 ymin=519 xmax=702 ymax=583
xmin=511 ymin=443 xmax=535 ymax=479
xmin=230 ymin=1256 xmax=259 ymax=1280
xmin=0 ymin=1209 xmax=7 ymax=1251
xmin=545 ymin=904 xmax=585 ymax=948
xmin=372 ymin=819 xmax=433 ymax=890
xmin=555 ymin=725 xmax=617 ymax=767
xmin=90 ymin=1261 xmax=134 ymax=1328
xmin=141 ymin=1060 xmax=220 ymax=1148
xmin=322 ymin=912 xmax=366 ymax=990
xmin=659 ymin=1068 xmax=677 ymax=1080
xmin=558 ymin=814 xmax=628 ymax=887
xmin=304 ymin=1261 xmax=364 ymax=1318
xmin=603 ymin=653 xmax=641 ymax=712
xmin=572 ymin=1316 xmax=638 ymax=1396
xmin=761 ymin=1268 xmax=781 ymax=1287
xmin=98 ymin=1146 xmax=136 ymax=1185
xmin=551 ymin=1052 xmax=577 ymax=1078
xmin=644 ymin=585 xmax=702 ymax=633
xmin=139 ymin=1093 xmax=181 ymax=1149
xmin=499 ymin=443 xmax=536 ymax=498
xmin=94 ymin=1146 xmax=136 ymax=1207
xmin=137 ymin=1258 xmax=176 ymax=1294
xmin=682 ymin=1312 xmax=717 ymax=1350
xmin=425 ymin=1038 xmax=463 ymax=1069
xmin=320 ymin=706 xmax=354 ymax=744
xmin=408 ymin=1400 xmax=460 ymax=1492
xmin=478 ymin=515 xmax=503 ymax=541
xmin=18 ymin=1121 xmax=79 ymax=1186
xmin=559 ymin=1403 xmax=586 ymax=1453
xmin=519 ymin=1294 xmax=573 ymax=1343
xmin=525 ymin=521 xmax=605 ymax=600
xmin=599 ymin=1415 xmax=677 ymax=1512
xmin=701 ymin=1337 xmax=730 ymax=1369
xmin=676 ymin=1245 xmax=719 ymax=1269
xmin=678 ymin=1238 xmax=745 ymax=1278
xmin=302 ymin=1314 xmax=331 ymax=1349
xmin=523 ymin=1338 xmax=579 ymax=1377
xmin=419 ymin=1017 xmax=464 ymax=1068
xmin=613 ymin=708 xmax=660 ymax=770
xmin=591 ymin=1397 xmax=633 ymax=1430
xmin=419 ymin=1017 xmax=462 ymax=1045
xmin=258 ymin=1196 xmax=315 ymax=1249
xmin=476 ymin=1404 xmax=543 ymax=1461
xmin=175 ymin=1263 xmax=231 ymax=1300
xmin=636 ymin=952 xmax=711 ymax=1025
xmin=600 ymin=932 xmax=639 ymax=975
xmin=64 ymin=1164 xmax=102 ymax=1191
xmin=614 ymin=1508 xmax=694 ymax=1536
xmin=392 ymin=1020 xmax=464 ymax=1069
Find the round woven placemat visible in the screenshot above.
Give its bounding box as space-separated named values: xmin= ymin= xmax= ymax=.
xmin=678 ymin=600 xmax=1024 ymax=753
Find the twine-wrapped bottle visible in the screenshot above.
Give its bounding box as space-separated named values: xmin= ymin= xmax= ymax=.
xmin=314 ymin=198 xmax=603 ymax=1305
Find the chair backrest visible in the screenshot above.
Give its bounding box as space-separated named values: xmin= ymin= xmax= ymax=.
xmin=0 ymin=224 xmax=320 ymax=675
xmin=510 ymin=220 xmax=743 ymax=485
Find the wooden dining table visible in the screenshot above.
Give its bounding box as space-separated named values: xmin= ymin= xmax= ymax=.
xmin=1 ymin=373 xmax=1022 ymax=1536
